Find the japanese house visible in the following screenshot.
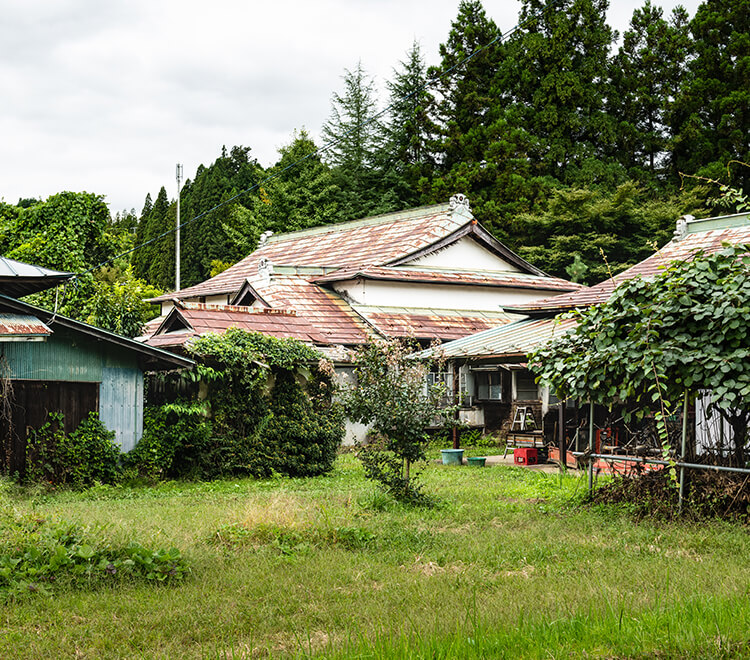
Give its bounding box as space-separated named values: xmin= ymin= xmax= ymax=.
xmin=142 ymin=196 xmax=581 ymax=442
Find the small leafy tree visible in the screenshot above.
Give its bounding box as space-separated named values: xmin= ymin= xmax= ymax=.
xmin=346 ymin=338 xmax=454 ymax=505
xmin=530 ymin=245 xmax=750 ymax=465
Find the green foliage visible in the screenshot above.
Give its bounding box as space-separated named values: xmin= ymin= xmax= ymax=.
xmin=530 ymin=245 xmax=750 ymax=460
xmin=346 ymin=338 xmax=454 ymax=505
xmin=25 ymin=412 xmax=121 ymax=488
xmin=510 ymin=183 xmax=705 ymax=284
xmin=609 ymin=2 xmax=691 ymax=181
xmin=507 ymin=0 xmax=617 ymax=185
xmin=82 ymin=267 xmax=162 ymax=337
xmin=125 ymin=403 xmax=214 ymax=481
xmin=0 ymin=515 xmax=187 ymax=601
xmin=130 ymin=329 xmax=343 ymax=480
xmin=671 ymin=0 xmax=750 ymax=191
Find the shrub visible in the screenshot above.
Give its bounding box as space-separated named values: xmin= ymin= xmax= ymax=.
xmin=130 ymin=329 xmax=344 ymax=480
xmin=0 ymin=514 xmax=188 ymax=601
xmin=25 ymin=412 xmax=121 ymax=487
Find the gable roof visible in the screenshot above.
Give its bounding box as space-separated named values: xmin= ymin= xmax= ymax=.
xmin=506 ymin=212 xmax=750 ymax=316
xmin=147 ymin=303 xmax=329 ymax=349
xmin=151 ymin=200 xmax=549 ymax=302
xmin=0 ymin=257 xmax=73 ymax=298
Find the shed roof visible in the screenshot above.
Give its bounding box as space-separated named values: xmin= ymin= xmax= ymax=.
xmin=0 ymin=257 xmax=73 ymax=298
xmin=416 ymin=316 xmax=578 ymax=361
xmin=0 ymin=295 xmax=193 ymax=371
xmin=507 ymin=212 xmax=750 ymax=315
xmin=0 ymin=313 xmax=52 ymax=340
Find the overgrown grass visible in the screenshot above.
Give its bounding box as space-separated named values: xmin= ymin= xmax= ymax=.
xmin=2 ymin=453 xmax=750 ymax=658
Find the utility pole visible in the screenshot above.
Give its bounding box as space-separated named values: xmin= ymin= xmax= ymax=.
xmin=175 ymin=163 xmax=183 ymax=291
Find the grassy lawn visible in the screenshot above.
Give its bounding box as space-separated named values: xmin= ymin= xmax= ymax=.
xmin=2 ymin=453 xmax=750 ymax=658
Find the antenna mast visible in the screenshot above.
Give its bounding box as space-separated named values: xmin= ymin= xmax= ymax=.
xmin=175 ymin=163 xmax=183 ymax=291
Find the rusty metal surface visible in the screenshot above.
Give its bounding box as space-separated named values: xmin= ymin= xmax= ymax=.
xmin=353 ymin=305 xmax=514 ymax=342
xmin=312 ymin=265 xmax=583 ymax=292
xmin=0 ymin=312 xmax=51 ymax=337
xmin=152 ymin=203 xmax=465 ymax=301
xmin=418 ymin=316 xmax=578 ymax=360
xmin=509 ymin=221 xmax=750 ymax=314
xmin=145 ymin=296 xmax=373 ymax=349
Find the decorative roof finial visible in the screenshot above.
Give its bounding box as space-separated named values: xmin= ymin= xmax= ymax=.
xmin=673 ymin=214 xmax=694 ymax=241
xmin=449 ymin=194 xmax=471 ymax=213
xmin=258 ymin=257 xmax=273 ymax=285
xmin=258 ymin=230 xmax=274 ymax=248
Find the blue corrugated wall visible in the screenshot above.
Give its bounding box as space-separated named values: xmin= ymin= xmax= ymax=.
xmin=1 ymin=329 xmax=144 ymax=451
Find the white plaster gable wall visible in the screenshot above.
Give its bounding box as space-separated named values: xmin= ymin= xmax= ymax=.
xmin=332 ymin=279 xmax=556 ymax=310
xmin=406 ymin=237 xmax=520 ymax=272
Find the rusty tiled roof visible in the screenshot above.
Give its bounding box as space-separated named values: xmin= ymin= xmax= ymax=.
xmin=0 ymin=312 xmax=51 ymax=338
xmin=312 ymin=265 xmax=583 ymax=292
xmin=146 ymin=304 xmax=327 ymax=349
xmin=507 ymin=213 xmax=750 ymax=315
xmin=352 ymin=305 xmax=515 ymax=342
xmin=152 ymin=203 xmax=468 ymax=301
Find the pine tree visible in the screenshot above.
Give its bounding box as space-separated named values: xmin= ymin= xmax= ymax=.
xmin=609 ymin=2 xmax=690 ymax=182
xmin=508 ymin=0 xmax=618 ymax=186
xmin=671 ymin=0 xmax=750 ymax=190
xmin=321 ymin=61 xmax=391 ymax=219
xmin=377 ymin=41 xmax=436 ymax=207
xmin=429 ymin=0 xmax=504 ymax=171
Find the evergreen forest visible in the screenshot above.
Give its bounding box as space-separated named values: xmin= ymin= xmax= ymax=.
xmin=1 ymin=0 xmax=748 ymax=335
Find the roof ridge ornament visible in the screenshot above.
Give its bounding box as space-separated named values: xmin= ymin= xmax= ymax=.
xmin=673 ymin=214 xmax=694 ymax=242
xmin=258 ymin=257 xmax=273 ymax=285
xmin=449 ymin=194 xmax=471 ymax=214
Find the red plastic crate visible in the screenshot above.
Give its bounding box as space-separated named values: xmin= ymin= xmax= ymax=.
xmin=514 ymin=447 xmax=538 ymax=465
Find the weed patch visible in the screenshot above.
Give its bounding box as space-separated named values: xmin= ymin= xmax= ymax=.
xmin=0 ymin=514 xmax=188 ymax=601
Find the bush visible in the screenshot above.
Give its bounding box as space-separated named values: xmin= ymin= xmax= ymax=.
xmin=125 ymin=403 xmax=214 ymax=480
xmin=129 ymin=330 xmax=344 ymax=480
xmin=25 ymin=412 xmax=121 ymax=487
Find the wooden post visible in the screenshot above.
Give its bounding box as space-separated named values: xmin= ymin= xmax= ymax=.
xmin=678 ymin=389 xmax=689 ymax=514
xmin=588 ymin=401 xmax=594 ymax=491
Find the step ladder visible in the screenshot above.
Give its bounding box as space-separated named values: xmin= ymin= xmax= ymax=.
xmin=511 ymin=406 xmax=535 ymax=431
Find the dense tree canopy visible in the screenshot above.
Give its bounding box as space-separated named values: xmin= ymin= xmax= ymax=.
xmin=5 ymin=0 xmax=743 ymax=314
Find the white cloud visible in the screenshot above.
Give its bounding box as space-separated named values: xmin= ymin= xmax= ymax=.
xmin=0 ymin=0 xmax=701 ymax=212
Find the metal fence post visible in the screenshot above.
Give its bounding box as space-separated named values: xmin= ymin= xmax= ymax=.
xmin=678 ymin=389 xmax=689 ymax=514
xmin=588 ymin=401 xmax=594 ymax=492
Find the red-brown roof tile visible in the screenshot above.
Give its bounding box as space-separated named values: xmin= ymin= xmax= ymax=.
xmin=312 ymin=265 xmax=583 ymax=292
xmin=354 ymin=306 xmax=515 ymax=342
xmin=508 ymin=217 xmax=750 ymax=314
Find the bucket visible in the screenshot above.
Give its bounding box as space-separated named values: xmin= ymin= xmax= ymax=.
xmin=467 ymin=456 xmax=486 ymax=467
xmin=441 ymin=449 xmax=464 ymax=465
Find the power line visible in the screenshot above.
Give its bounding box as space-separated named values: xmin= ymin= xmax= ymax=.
xmin=75 ymin=2 xmax=557 ymax=285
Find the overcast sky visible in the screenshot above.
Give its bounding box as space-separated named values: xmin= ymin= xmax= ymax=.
xmin=1 ymin=0 xmax=700 ymax=214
